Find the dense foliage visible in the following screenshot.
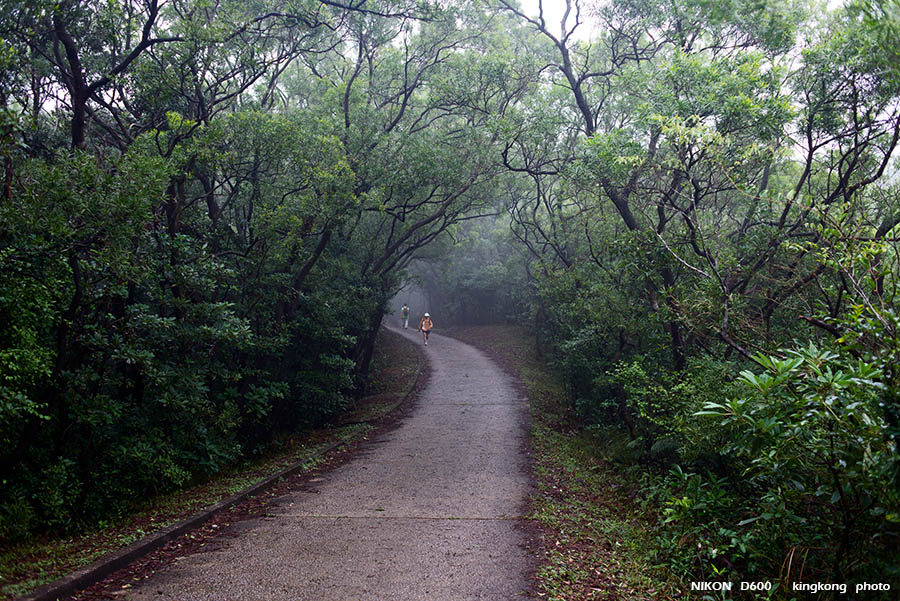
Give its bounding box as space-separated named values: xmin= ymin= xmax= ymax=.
xmin=0 ymin=0 xmax=517 ymax=540
xmin=419 ymin=0 xmax=900 ymax=595
xmin=2 ymin=0 xmax=899 ymax=596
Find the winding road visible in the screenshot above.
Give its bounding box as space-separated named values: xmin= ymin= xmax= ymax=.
xmin=126 ymin=324 xmax=536 ymax=600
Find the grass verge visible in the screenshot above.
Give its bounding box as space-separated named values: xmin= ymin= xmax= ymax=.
xmin=1 ymin=327 xmax=421 ymax=600
xmin=448 ymin=325 xmax=692 ymax=601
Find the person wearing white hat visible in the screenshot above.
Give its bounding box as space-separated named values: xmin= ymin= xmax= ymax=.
xmin=418 ymin=312 xmax=433 ymax=345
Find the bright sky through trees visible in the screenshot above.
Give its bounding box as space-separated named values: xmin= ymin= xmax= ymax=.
xmin=518 ymin=0 xmax=847 ymax=39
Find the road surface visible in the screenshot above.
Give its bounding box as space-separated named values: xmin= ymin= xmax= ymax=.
xmin=126 ymin=324 xmax=535 ymax=600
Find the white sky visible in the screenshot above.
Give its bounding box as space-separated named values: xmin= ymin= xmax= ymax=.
xmin=516 ymin=0 xmax=591 ymax=39
xmin=516 ymin=0 xmax=848 ymax=40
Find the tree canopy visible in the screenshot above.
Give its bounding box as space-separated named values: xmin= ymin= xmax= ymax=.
xmin=1 ymin=0 xmax=899 ymax=595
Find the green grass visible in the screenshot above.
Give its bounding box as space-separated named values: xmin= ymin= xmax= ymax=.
xmin=0 ymin=328 xmax=421 ymax=600
xmin=448 ymin=325 xmax=693 ymax=601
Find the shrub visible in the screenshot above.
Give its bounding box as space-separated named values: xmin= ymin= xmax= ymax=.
xmin=698 ymin=342 xmax=900 ymax=585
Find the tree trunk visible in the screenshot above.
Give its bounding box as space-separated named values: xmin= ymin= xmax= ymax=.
xmin=354 ymin=301 xmax=386 ymax=395
xmin=3 ymin=154 xmax=11 ymax=201
xmin=660 ymin=266 xmax=686 ymax=369
xmin=53 ymin=11 xmax=89 ymax=149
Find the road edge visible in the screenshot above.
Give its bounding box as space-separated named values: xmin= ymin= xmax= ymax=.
xmin=15 ymin=325 xmax=424 ymax=601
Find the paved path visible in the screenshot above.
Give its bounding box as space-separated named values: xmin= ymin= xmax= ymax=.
xmin=126 ymin=324 xmax=535 ymax=600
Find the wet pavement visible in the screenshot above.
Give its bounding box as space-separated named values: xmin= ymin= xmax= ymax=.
xmin=125 ymin=324 xmax=535 ymax=601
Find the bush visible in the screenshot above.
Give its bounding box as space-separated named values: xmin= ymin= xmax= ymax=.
xmin=596 ymin=357 xmax=743 ymax=467
xmin=697 ymin=342 xmax=900 ymax=586
xmin=0 ymin=144 xmax=365 ymax=542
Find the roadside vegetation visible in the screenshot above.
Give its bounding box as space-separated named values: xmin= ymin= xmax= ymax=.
xmin=2 ymin=0 xmax=900 ymax=598
xmin=419 ymin=0 xmax=900 ymax=595
xmin=450 ymin=325 xmax=691 ymax=601
xmin=0 ymin=329 xmax=421 ymax=599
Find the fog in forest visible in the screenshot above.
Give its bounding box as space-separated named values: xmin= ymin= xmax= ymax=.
xmin=2 ymin=0 xmax=898 ymax=596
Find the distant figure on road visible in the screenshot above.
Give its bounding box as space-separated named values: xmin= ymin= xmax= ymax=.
xmin=419 ymin=313 xmax=433 ymax=345
xmin=401 ymin=304 xmax=410 ymax=329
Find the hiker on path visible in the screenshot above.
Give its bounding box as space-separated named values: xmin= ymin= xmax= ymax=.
xmin=401 ymin=304 xmax=410 ymax=329
xmin=419 ymin=313 xmax=433 ymax=345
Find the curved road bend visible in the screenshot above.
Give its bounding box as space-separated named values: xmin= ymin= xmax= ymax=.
xmin=126 ymin=324 xmax=535 ymax=601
